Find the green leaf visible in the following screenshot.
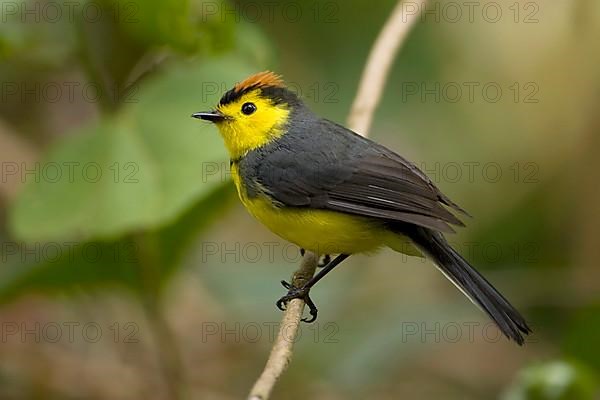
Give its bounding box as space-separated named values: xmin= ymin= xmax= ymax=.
xmin=9 ymin=58 xmax=256 ymax=242
xmin=0 ymin=239 xmax=143 ymax=301
xmin=0 ymin=182 xmax=236 ymax=303
xmin=502 ymin=361 xmax=597 ymax=400
xmin=155 ymin=181 xmax=237 ymax=283
xmin=115 ymin=0 xmax=235 ymax=54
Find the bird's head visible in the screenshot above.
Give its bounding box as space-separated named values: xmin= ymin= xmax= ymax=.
xmin=192 ymin=71 xmax=301 ymax=160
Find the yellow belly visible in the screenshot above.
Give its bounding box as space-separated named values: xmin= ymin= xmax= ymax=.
xmin=246 ymin=196 xmax=386 ymax=254
xmin=231 ymin=165 xmax=421 ymax=256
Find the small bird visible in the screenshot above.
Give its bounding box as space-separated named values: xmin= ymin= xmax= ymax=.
xmin=193 ymin=71 xmax=531 ymax=345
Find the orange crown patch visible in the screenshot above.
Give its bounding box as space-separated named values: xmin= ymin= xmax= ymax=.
xmin=234 ymin=71 xmax=285 ymax=92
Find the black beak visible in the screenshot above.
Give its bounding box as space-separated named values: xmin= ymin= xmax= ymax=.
xmin=191 ymin=111 xmax=225 ymax=123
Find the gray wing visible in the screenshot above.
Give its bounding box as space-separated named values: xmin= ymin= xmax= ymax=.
xmin=245 ymin=119 xmax=467 ymax=233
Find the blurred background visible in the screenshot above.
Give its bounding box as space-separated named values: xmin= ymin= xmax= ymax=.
xmin=1 ymin=0 xmax=599 ymax=398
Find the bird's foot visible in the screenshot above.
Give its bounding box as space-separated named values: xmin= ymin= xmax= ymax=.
xmin=276 ymin=280 xmax=318 ymax=323
xmin=318 ymin=254 xmax=331 ymax=268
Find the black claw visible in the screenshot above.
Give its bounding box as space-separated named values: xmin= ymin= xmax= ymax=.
xmin=276 ymin=298 xmax=287 ymax=311
xmin=301 ymin=295 xmax=318 ymax=323
xmin=280 ymin=280 xmax=292 ymax=289
xmin=300 ymin=248 xmax=306 ymax=257
xmin=275 ymin=283 xmax=319 ymax=323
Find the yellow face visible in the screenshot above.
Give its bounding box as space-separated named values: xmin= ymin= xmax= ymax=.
xmin=214 ymin=89 xmax=291 ymax=160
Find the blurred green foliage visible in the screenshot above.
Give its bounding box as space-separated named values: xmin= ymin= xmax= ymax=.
xmin=3 ymin=0 xmax=266 ymax=301
xmin=503 ymin=361 xmax=597 ymax=400
xmin=0 ymin=0 xmax=599 ymax=399
xmin=10 ymin=59 xmax=250 ymax=241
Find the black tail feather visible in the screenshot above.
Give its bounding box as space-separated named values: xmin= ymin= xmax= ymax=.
xmin=406 ymin=226 xmax=532 ymax=345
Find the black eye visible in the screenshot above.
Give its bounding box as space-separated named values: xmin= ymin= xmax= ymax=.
xmin=241 ymin=102 xmax=257 ymax=115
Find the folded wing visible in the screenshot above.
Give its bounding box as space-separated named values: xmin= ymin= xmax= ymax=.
xmin=250 ymin=119 xmax=467 ymax=233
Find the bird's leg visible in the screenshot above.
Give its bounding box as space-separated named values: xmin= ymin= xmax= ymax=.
xmin=299 ymin=249 xmax=330 ymax=267
xmin=276 ymin=254 xmax=350 ymax=323
xmin=318 ymin=254 xmax=331 ymax=268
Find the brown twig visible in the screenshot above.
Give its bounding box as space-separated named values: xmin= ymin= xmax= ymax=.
xmin=248 ymin=252 xmax=319 ymax=400
xmin=247 ymin=1 xmax=427 ymax=398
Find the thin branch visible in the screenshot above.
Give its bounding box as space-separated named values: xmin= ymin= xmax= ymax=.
xmin=248 ymin=252 xmax=319 ymax=400
xmin=248 ymin=1 xmax=426 ymax=398
xmin=348 ymin=0 xmax=427 ymax=135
